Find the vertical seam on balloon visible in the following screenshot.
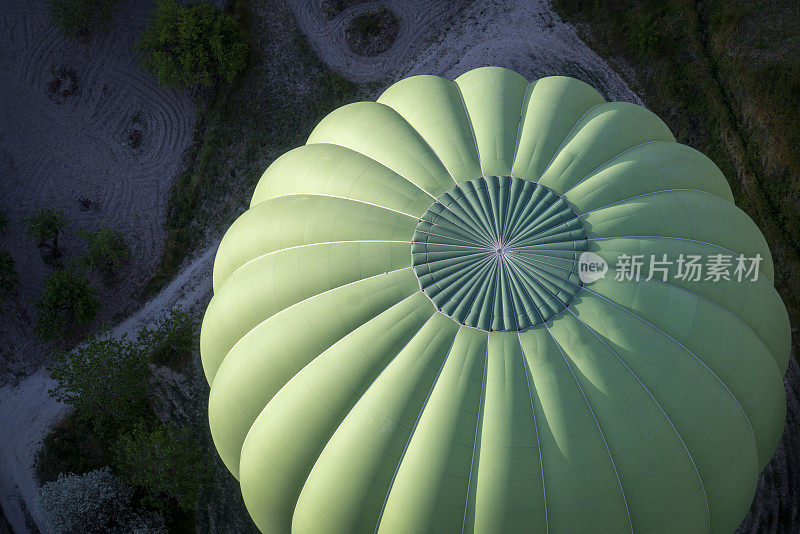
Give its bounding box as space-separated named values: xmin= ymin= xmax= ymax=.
xmin=581 ymin=285 xmax=760 ymax=460
xmin=461 ymin=336 xmax=488 ymax=534
xmin=574 ymin=189 xmax=719 ymax=217
xmin=237 ymin=290 xmax=431 ymax=478
xmin=266 ymin=193 xmax=421 ymax=219
xmin=564 ymin=306 xmax=711 ymax=533
xmin=374 ymin=324 xmax=462 ymax=533
xmin=602 ymin=275 xmax=784 ymax=372
xmin=509 ymin=250 xmax=780 ymax=372
xmin=214 ymin=267 xmax=414 ymax=385
xmin=559 ymin=140 xmax=666 ymax=195
xmin=454 ymin=84 xmax=484 ymax=178
xmin=509 ymin=82 xmax=533 ymax=179
xmin=313 ymin=141 xmax=440 ymax=200
xmin=535 ymin=102 xmax=604 ymax=185
xmin=587 ymin=235 xmax=738 ymax=256
xmin=517 ymin=331 xmax=550 ymax=533
xmin=377 ymin=100 xmax=459 ymax=187
xmin=225 ymin=241 xmax=412 ymax=283
xmin=409 ymin=120 xmax=459 ymax=188
xmin=288 ymin=306 xmax=437 ymax=528
xmin=542 ymin=320 xmax=634 ymax=534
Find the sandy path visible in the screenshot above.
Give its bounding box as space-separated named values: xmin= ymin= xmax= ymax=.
xmin=0 ymin=244 xmax=215 ymax=534
xmin=0 ymin=369 xmax=67 ymax=533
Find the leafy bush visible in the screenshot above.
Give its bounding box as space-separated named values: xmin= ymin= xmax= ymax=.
xmin=136 ymin=0 xmax=249 ymax=89
xmin=25 ymin=207 xmax=65 ymax=261
xmin=38 ymin=467 xmax=165 ymax=533
xmin=138 ymin=308 xmax=197 ymax=368
xmin=48 ymin=333 xmax=150 ymax=426
xmin=35 ymin=412 xmax=109 ymax=484
xmin=345 ymin=7 xmax=399 ymax=56
xmin=80 ymin=225 xmax=129 ymax=277
xmin=113 ymin=423 xmax=208 ymax=512
xmin=47 ymin=0 xmax=119 ymax=41
xmin=0 ymin=250 xmax=17 ymax=301
xmin=35 ymin=270 xmax=99 ymax=341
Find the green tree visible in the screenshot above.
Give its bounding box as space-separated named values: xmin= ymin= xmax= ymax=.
xmin=35 ymin=270 xmax=99 ymax=341
xmin=48 ymin=333 xmax=150 ymax=426
xmin=0 ymin=250 xmax=17 ymax=301
xmin=138 ymin=308 xmax=197 ymax=368
xmin=80 ymin=225 xmax=129 ymax=278
xmin=25 ymin=207 xmax=66 ymax=262
xmin=136 ymin=0 xmax=249 ymax=89
xmin=47 ymin=0 xmax=119 ymax=41
xmin=113 ymin=423 xmax=208 ymax=512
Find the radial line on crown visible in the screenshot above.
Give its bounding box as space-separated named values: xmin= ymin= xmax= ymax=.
xmin=411 ymin=176 xmax=589 ymax=331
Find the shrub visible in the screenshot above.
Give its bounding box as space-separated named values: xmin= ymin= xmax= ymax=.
xmin=113 ymin=423 xmax=208 ymax=512
xmin=80 ymin=225 xmax=129 ymax=278
xmin=0 ymin=250 xmax=17 ymax=301
xmin=35 ymin=412 xmax=109 ymax=484
xmin=38 ymin=467 xmax=165 ymax=534
xmin=136 ymin=0 xmax=250 ymax=89
xmin=344 ymin=6 xmax=399 ymax=56
xmin=35 ymin=270 xmax=99 ymax=341
xmin=138 ymin=308 xmax=197 ymax=368
xmin=48 ymin=333 xmax=150 ymax=426
xmin=47 ymin=0 xmax=119 ymax=41
xmin=25 ymin=207 xmax=65 ymax=261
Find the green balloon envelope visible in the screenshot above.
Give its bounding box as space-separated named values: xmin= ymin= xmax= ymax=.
xmin=201 ymin=67 xmax=790 ymax=534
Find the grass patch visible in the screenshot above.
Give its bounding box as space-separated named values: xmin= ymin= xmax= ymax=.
xmin=554 ymin=0 xmax=800 ymax=354
xmin=144 ymin=0 xmax=361 ymax=297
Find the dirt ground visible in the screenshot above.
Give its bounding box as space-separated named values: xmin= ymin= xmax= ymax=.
xmin=0 ymin=0 xmax=197 ymax=380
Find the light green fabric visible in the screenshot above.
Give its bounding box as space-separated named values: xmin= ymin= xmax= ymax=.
xmin=201 ymin=66 xmax=790 ymax=533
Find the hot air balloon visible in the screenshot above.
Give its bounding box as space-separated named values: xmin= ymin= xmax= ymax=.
xmin=200 ymin=66 xmax=789 ymax=533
